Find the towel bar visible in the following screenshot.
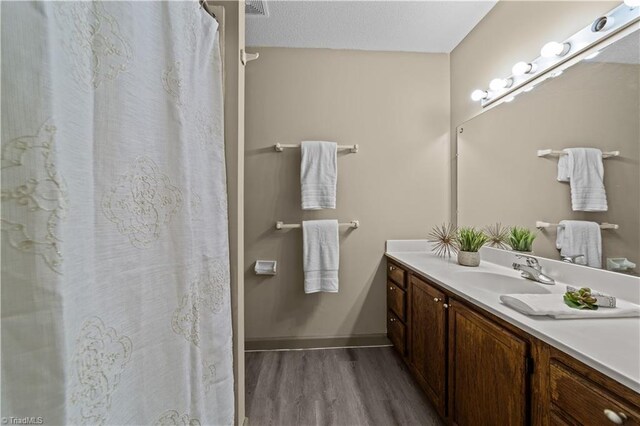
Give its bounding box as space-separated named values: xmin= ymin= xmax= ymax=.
xmin=537 ymin=149 xmax=620 ymax=158
xmin=274 ymin=143 xmax=359 ymax=153
xmin=536 ymin=221 xmax=619 ymax=230
xmin=275 ymin=220 xmax=360 ymax=230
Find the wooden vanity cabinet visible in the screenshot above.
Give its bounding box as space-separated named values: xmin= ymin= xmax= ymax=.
xmin=448 ymin=299 xmax=529 ymax=425
xmin=384 ymin=258 xmax=640 ymax=425
xmin=409 ymin=275 xmax=448 ymax=417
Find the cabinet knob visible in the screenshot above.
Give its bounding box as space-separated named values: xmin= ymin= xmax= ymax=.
xmin=433 ymin=297 xmax=440 ymax=303
xmin=604 ymin=409 xmax=627 ymax=424
xmin=389 ymin=317 xmax=395 ymax=323
xmin=389 ymin=266 xmax=395 ymax=271
xmin=389 ymin=286 xmax=394 ymax=291
xmin=443 ymin=303 xmax=449 ymax=309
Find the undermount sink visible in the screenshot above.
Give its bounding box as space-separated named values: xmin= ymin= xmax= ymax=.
xmin=453 ymin=270 xmax=552 ymax=295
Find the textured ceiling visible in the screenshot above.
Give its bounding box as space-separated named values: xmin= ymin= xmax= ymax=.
xmin=246 ymin=1 xmax=497 ymax=53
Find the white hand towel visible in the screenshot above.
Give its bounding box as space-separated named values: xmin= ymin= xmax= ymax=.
xmin=565 ymin=148 xmax=608 ymax=211
xmin=556 ymin=220 xmax=602 ymax=268
xmin=500 ymin=294 xmax=640 ymax=319
xmin=303 ymin=220 xmax=339 ymax=294
xmin=301 ymin=141 xmax=337 ymax=210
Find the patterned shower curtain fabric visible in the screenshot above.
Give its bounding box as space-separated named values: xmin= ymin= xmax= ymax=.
xmin=1 ymin=2 xmax=234 ymax=425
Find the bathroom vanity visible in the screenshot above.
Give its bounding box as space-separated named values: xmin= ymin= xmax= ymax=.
xmin=385 ymin=242 xmax=640 ymax=425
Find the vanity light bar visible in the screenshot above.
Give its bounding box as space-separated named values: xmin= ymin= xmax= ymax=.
xmin=537 ymin=149 xmax=620 ymax=158
xmin=471 ymin=3 xmax=640 ymax=108
xmin=536 ymin=221 xmax=619 ymax=230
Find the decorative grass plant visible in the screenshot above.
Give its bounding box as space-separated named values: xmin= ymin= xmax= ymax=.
xmin=509 ymin=227 xmax=537 ymax=252
xmin=457 ymin=227 xmax=489 ymax=252
xmin=484 ymin=222 xmax=511 ymax=250
xmin=428 ymin=223 xmax=458 ymax=258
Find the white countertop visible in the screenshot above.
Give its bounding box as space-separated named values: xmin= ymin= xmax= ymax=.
xmin=386 ymin=241 xmax=640 ymax=393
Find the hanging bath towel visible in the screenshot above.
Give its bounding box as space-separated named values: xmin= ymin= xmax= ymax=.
xmin=301 ymin=141 xmax=338 ymax=210
xmin=303 ymin=220 xmax=339 ymax=293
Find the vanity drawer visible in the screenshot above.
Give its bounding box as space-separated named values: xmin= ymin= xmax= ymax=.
xmin=387 ymin=311 xmax=406 ymax=355
xmin=387 ymin=281 xmax=406 ymax=321
xmin=387 ymin=262 xmax=406 ymax=288
xmin=550 ymin=360 xmax=640 ymax=425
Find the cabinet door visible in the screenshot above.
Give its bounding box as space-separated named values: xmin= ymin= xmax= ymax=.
xmin=410 ymin=276 xmax=447 ymax=416
xmin=388 ymin=311 xmax=406 ymax=356
xmin=448 ymin=301 xmax=528 ymax=426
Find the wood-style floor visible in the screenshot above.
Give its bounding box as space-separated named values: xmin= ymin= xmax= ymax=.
xmin=245 ymin=346 xmax=443 ymax=426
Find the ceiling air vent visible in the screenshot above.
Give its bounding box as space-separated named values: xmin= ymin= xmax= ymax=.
xmin=246 ymin=0 xmax=268 ymax=17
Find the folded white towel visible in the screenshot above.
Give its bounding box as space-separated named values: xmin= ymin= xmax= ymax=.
xmin=556 ymin=220 xmax=602 ymax=268
xmin=301 ymin=141 xmax=337 ymax=210
xmin=303 ymin=220 xmax=339 ymax=294
xmin=564 ymin=148 xmax=608 ymax=211
xmin=500 ymin=294 xmax=640 ymax=319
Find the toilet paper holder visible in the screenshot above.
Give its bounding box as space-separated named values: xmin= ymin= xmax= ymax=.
xmin=255 ymin=260 xmax=277 ymax=275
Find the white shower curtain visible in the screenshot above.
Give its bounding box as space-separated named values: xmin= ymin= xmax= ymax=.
xmin=1 ymin=1 xmax=234 ymax=425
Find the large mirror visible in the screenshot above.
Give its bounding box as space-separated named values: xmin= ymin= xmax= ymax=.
xmin=457 ymin=28 xmax=640 ymax=276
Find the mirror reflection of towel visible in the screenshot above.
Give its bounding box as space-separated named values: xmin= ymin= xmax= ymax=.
xmin=557 ymin=148 xmax=608 ymax=212
xmin=556 ymin=220 xmax=602 ymax=268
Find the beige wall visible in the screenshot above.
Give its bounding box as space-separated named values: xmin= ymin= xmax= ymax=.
xmin=458 ymin=61 xmax=640 ymax=271
xmin=244 ymin=47 xmax=449 ymax=345
xmin=450 ymin=1 xmax=619 ymax=220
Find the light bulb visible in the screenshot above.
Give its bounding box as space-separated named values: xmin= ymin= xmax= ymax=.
xmin=524 ymin=86 xmax=535 ymax=93
xmin=584 ymin=51 xmax=600 ymax=60
xmin=541 ymin=41 xmax=571 ymax=58
xmin=512 ymin=61 xmax=536 ymax=76
xmin=489 ymin=78 xmax=513 ymax=91
xmin=504 ymin=96 xmax=515 ymax=103
xmin=471 ymin=89 xmax=488 ymax=102
xmin=624 ymin=0 xmax=640 ymax=8
xmin=551 ymin=70 xmax=564 ymax=78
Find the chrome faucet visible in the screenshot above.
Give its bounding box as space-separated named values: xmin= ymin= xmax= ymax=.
xmin=561 ymin=254 xmax=585 ymax=264
xmin=512 ymin=254 xmax=556 ymax=285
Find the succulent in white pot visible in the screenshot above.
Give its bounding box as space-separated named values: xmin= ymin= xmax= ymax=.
xmin=456 ymin=227 xmax=489 ymax=267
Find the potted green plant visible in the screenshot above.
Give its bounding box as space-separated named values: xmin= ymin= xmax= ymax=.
xmin=456 ymin=227 xmax=488 ymax=267
xmin=509 ymin=227 xmax=537 ymax=253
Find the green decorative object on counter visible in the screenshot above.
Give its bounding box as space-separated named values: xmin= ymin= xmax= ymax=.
xmin=484 ymin=222 xmax=511 ymax=250
xmin=456 ymin=227 xmax=488 ymax=267
xmin=509 ymin=227 xmax=537 ymax=252
xmin=428 ymin=223 xmax=458 ymax=258
xmin=564 ymin=287 xmax=599 ymax=310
